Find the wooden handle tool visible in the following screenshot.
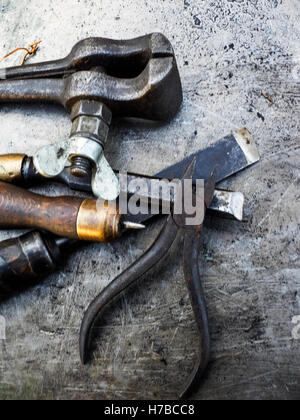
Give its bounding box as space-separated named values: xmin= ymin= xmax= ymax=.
xmin=0 ymin=181 xmax=143 ymax=242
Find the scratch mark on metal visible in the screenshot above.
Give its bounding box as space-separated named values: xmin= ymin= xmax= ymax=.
xmin=257 ymin=173 xmax=300 ymax=228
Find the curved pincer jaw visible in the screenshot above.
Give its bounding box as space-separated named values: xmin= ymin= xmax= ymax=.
xmin=79 ymin=160 xmax=197 ymax=365
xmin=79 ymin=159 xmax=217 ymax=399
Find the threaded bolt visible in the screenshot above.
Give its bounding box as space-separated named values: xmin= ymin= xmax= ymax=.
xmin=70 ymin=156 xmax=93 ymax=178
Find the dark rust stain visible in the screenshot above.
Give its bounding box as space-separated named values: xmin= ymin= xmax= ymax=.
xmin=57 ymin=147 xmax=65 ymax=159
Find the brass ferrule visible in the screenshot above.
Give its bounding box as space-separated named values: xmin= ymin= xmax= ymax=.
xmin=0 ymin=154 xmax=26 ymax=182
xmin=76 ymin=199 xmax=121 ymax=242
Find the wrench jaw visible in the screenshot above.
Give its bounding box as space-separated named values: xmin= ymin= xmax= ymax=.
xmin=0 ymin=35 xmax=183 ymax=201
xmin=1 ymin=33 xmax=176 ymax=81
xmin=0 ymin=33 xmax=183 ymax=122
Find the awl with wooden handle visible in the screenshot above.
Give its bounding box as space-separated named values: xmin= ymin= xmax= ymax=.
xmin=0 ymin=182 xmax=144 ymax=243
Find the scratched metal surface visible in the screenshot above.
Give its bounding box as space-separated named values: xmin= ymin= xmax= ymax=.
xmin=0 ymin=0 xmax=299 ymax=400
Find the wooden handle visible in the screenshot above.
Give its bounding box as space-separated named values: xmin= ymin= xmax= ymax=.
xmin=0 ymin=182 xmax=121 ymax=242
xmin=0 ymin=181 xmax=83 ymax=238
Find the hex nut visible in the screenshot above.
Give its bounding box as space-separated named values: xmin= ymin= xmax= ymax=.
xmin=71 ymin=100 xmax=112 ymax=125
xmin=71 ymin=115 xmax=109 ymax=144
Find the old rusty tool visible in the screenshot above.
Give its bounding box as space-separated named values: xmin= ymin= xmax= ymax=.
xmin=0 ymin=134 xmax=258 ymax=396
xmin=0 ymin=126 xmax=258 ymax=287
xmin=0 ymin=187 xmax=243 ymax=289
xmin=0 ymin=137 xmax=249 ymax=287
xmin=0 ymin=33 xmax=182 ymax=200
xmin=79 ymin=159 xmax=217 ymax=399
xmin=0 ymin=139 xmax=247 ymax=239
xmin=0 ymin=188 xmax=243 ymax=289
xmin=0 ymin=160 xmax=243 ymax=220
xmin=0 ymin=163 xmax=216 ymax=399
xmin=0 ymin=181 xmax=146 ymax=242
xmin=0 ymin=128 xmax=259 ymax=285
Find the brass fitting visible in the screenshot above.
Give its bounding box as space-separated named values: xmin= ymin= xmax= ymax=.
xmin=0 ymin=154 xmax=26 ymax=182
xmin=76 ymin=199 xmax=121 ymax=242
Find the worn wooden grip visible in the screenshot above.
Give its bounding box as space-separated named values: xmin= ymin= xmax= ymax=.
xmin=0 ymin=181 xmax=83 ymax=239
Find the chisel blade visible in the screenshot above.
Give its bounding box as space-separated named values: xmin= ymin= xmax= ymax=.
xmin=155 ymin=128 xmax=259 ymax=183
xmin=124 ymin=128 xmax=258 ymax=223
xmin=124 ymin=176 xmax=245 ymax=223
xmin=210 ymin=190 xmax=245 ymax=221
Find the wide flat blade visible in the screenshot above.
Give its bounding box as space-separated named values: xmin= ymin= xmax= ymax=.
xmin=155 ymin=128 xmax=259 ymax=183
xmin=124 ymin=128 xmax=258 ymax=223
xmin=210 ymin=190 xmax=245 ymax=221
xmin=124 ymin=175 xmax=245 ymax=222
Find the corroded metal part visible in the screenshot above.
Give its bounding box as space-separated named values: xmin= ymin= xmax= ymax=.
xmin=177 ymin=168 xmax=217 ymax=399
xmin=180 ymin=226 xmax=210 ymax=399
xmin=210 ymin=190 xmax=244 ymax=221
xmin=33 ymin=132 xmax=121 ymax=201
xmin=156 ymin=128 xmax=260 ymax=183
xmin=92 ymin=152 xmax=120 ymax=201
xmin=33 ymin=98 xmax=120 ymax=201
xmin=0 ymin=231 xmax=62 ymax=292
xmin=234 ymin=128 xmax=260 ymax=165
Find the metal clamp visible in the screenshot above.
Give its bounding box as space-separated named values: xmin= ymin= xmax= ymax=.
xmin=33 ymin=100 xmax=120 ymax=200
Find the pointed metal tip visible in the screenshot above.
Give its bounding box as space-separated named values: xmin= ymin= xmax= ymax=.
xmin=204 ymin=166 xmax=218 ymax=209
xmin=123 ymin=221 xmax=145 ymax=230
xmin=180 ymin=156 xmax=197 ymax=181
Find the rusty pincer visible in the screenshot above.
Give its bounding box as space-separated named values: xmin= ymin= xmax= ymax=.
xmin=79 ymin=159 xmax=217 ymax=399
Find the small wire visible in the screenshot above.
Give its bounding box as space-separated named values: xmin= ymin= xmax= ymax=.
xmin=0 ymin=41 xmax=41 ymax=65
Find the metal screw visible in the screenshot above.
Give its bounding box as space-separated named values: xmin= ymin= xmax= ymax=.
xmin=70 ymin=156 xmax=93 ymax=178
